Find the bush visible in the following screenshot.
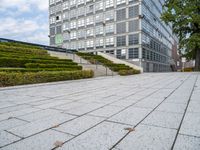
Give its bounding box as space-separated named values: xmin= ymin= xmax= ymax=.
xmin=118 ymin=69 xmax=141 ymax=76
xmin=182 ymin=67 xmax=194 ymax=72
xmin=0 ymin=57 xmax=74 ymax=67
xmin=0 ymin=70 xmax=94 ymax=87
xmin=25 ymin=63 xmax=82 ymax=69
xmin=0 ymin=67 xmax=82 ymax=72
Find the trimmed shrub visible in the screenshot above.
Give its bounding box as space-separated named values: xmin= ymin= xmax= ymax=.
xmin=118 ymin=69 xmax=140 ymax=76
xmin=0 ymin=67 xmax=82 ymax=72
xmin=0 ymin=57 xmax=74 ymax=67
xmin=25 ymin=63 xmax=82 ymax=69
xmin=0 ymin=70 xmax=94 ymax=87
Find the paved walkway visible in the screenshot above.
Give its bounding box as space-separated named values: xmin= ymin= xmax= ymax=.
xmin=0 ymin=73 xmax=200 ymax=150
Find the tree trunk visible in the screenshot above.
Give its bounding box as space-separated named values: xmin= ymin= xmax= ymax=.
xmin=194 ymin=49 xmax=200 ymax=71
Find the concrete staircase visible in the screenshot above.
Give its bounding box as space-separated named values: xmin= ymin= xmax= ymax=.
xmin=98 ymin=52 xmax=143 ymax=73
xmin=48 ymin=51 xmax=117 ymax=77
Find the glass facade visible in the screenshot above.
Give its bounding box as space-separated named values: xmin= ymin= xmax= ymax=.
xmin=49 ymin=0 xmax=175 ymax=72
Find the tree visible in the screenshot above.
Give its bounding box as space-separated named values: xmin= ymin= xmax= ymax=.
xmin=161 ymin=0 xmax=200 ymax=71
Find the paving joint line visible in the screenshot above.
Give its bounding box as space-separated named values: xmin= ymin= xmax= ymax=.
xmin=109 ymin=74 xmax=192 ymax=150
xmin=171 ymin=75 xmax=198 ymax=150
xmin=52 ymin=75 xmax=187 ymax=149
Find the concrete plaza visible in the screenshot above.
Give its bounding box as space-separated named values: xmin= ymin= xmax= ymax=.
xmin=0 ymin=73 xmax=200 ymax=150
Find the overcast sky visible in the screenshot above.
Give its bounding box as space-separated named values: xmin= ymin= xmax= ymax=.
xmin=0 ymin=0 xmax=49 ymax=45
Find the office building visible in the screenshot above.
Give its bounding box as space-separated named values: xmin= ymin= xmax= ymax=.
xmin=49 ymin=0 xmax=175 ymax=72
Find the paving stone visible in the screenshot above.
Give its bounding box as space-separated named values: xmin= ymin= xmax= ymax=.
xmin=1 ymin=130 xmax=73 ymax=150
xmin=108 ymin=107 xmax=152 ymax=126
xmin=134 ymin=97 xmax=163 ymax=109
xmin=0 ymin=104 xmax=30 ymax=114
xmin=115 ymin=124 xmax=177 ymax=150
xmin=142 ymin=111 xmax=183 ymax=129
xmin=65 ymin=103 xmax=104 ymax=116
xmin=55 ymin=115 xmax=104 ymax=135
xmin=109 ymin=99 xmax=138 ymax=107
xmin=179 ymin=112 xmax=200 ymax=137
xmin=7 ymin=113 xmax=76 ymax=138
xmin=0 ymin=107 xmax=41 ymax=121
xmin=53 ymin=102 xmax=85 ymax=111
xmin=173 ymin=134 xmax=200 ymax=150
xmin=0 ymin=131 xmax=21 ymax=147
xmin=0 ymin=102 xmax=16 ymax=109
xmin=0 ymin=118 xmax=27 ymax=131
xmin=18 ymin=109 xmax=62 ymax=122
xmin=58 ymin=121 xmax=130 ymax=150
xmin=89 ymin=105 xmax=124 ymax=118
xmin=187 ymin=101 xmax=200 ymax=113
xmin=156 ymin=102 xmax=186 ymax=113
xmin=35 ymin=100 xmax=73 ymax=109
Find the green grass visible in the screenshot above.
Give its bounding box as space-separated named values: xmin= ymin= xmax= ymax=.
xmin=0 ymin=42 xmax=93 ymax=87
xmin=76 ymin=52 xmax=140 ymax=75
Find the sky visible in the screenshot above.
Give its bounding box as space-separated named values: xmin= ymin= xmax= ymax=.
xmin=0 ymin=0 xmax=49 ymax=45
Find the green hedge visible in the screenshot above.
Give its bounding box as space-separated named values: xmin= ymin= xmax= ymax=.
xmin=118 ymin=69 xmax=141 ymax=76
xmin=25 ymin=63 xmax=82 ymax=69
xmin=0 ymin=70 xmax=94 ymax=87
xmin=0 ymin=57 xmax=75 ymax=67
xmin=0 ymin=67 xmax=82 ymax=72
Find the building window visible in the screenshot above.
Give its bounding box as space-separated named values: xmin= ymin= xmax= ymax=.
xmin=116 ymin=8 xmax=126 ymax=21
xmin=55 ymin=4 xmax=62 ymax=12
xmin=63 ymin=32 xmax=70 ymax=41
xmin=129 ymin=5 xmax=139 ymax=18
xmin=105 ymin=0 xmax=114 ymax=8
xmin=63 ymin=22 xmax=69 ymax=31
xmin=86 ymin=4 xmax=94 ymax=14
xmin=129 ymin=34 xmax=139 ymax=45
xmin=106 ymin=37 xmax=114 ymax=47
xmin=105 ymin=24 xmax=114 ymax=34
xmin=95 ymin=25 xmax=104 ymax=35
xmin=63 ymin=12 xmax=69 ymax=20
xmin=116 ymin=22 xmax=126 ymax=34
xmin=63 ymin=1 xmax=69 ymax=10
xmin=78 ymin=18 xmax=85 ymax=27
xmin=78 ymin=40 xmax=85 ymax=49
xmin=70 ymin=20 xmax=77 ymax=29
xmin=128 ymin=48 xmax=139 ymax=59
xmin=50 ymin=27 xmax=55 ymax=35
xmin=56 ymin=14 xmax=61 ymax=22
xmin=50 ymin=37 xmax=55 ymax=45
xmin=70 ymin=31 xmax=77 ymax=39
xmin=50 ymin=0 xmax=55 ymax=5
xmin=56 ymin=26 xmax=62 ymax=34
xmin=50 ymin=6 xmax=55 ymax=14
xmin=105 ymin=10 xmax=114 ymax=21
xmin=129 ymin=20 xmax=139 ymax=32
xmin=50 ymin=17 xmax=55 ymax=24
xmin=87 ymin=39 xmax=94 ymax=48
xmin=95 ymin=1 xmax=103 ymax=11
xmin=70 ymin=0 xmax=76 ymax=7
xmin=78 ymin=6 xmax=85 ymax=16
xmin=117 ymin=36 xmax=126 ymax=46
xmin=77 ymin=0 xmax=84 ymax=5
xmin=70 ymin=41 xmax=77 ymax=50
xmin=95 ymin=13 xmax=103 ymax=23
xmin=86 ymin=28 xmax=94 ymax=36
xmin=96 ymin=38 xmax=104 ymax=48
xmin=116 ymin=0 xmax=126 ymax=5
xmin=86 ymin=16 xmax=94 ymax=25
xmin=70 ymin=9 xmax=76 ymax=18
xmin=78 ymin=29 xmax=85 ymax=38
